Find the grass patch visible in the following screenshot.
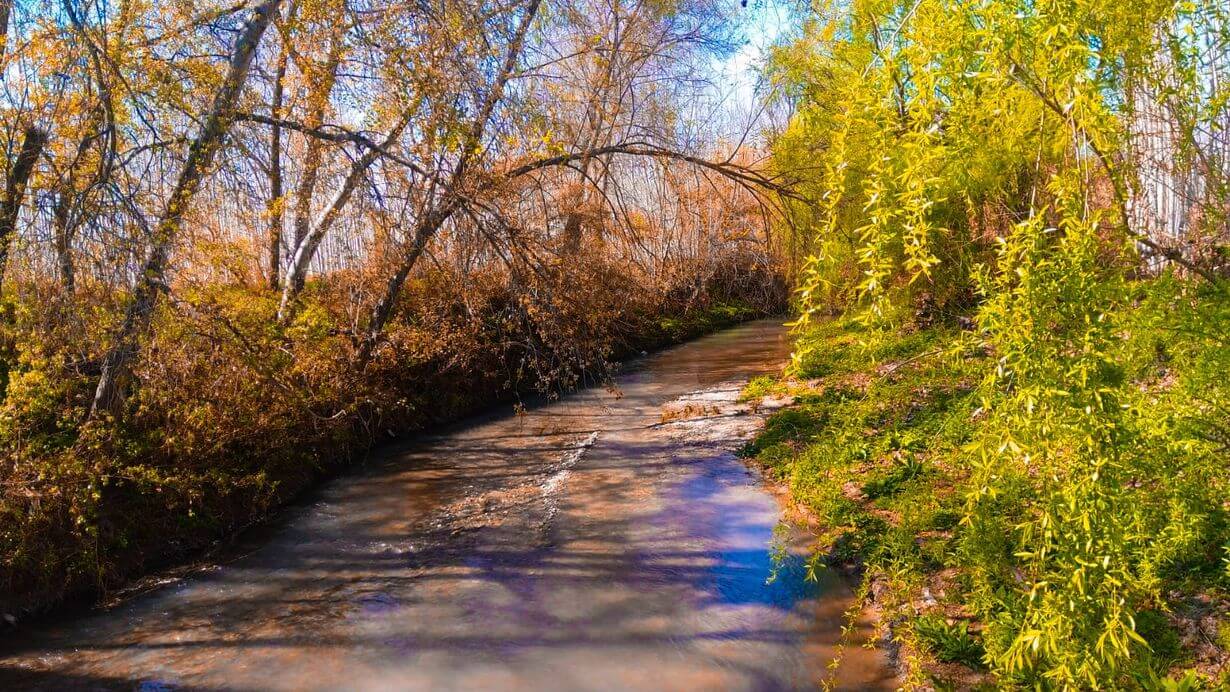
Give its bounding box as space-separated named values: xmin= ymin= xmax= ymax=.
xmin=656 ymin=302 xmax=762 ymax=343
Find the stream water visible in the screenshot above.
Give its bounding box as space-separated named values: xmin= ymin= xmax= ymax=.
xmin=0 ymin=320 xmax=894 ymax=690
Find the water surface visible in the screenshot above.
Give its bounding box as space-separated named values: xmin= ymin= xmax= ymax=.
xmin=0 ymin=320 xmax=894 ymax=690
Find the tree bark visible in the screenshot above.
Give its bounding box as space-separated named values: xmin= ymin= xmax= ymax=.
xmin=278 ymin=115 xmax=410 ymax=320
xmin=267 ymin=44 xmax=288 ymax=290
xmin=52 ymin=188 xmax=76 ymax=292
xmin=0 ymin=0 xmax=12 ymax=63
xmin=0 ymin=126 xmax=48 ymax=291
xmin=90 ymin=0 xmax=282 ymax=418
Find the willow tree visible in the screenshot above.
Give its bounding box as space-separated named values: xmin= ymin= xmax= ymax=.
xmin=771 ymin=0 xmax=1229 ymax=684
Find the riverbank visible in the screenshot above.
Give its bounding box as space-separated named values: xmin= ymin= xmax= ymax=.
xmin=740 ymin=301 xmax=1230 ymax=688
xmin=1 ymin=254 xmax=786 ymax=622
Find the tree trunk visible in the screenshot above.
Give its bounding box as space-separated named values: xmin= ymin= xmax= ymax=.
xmin=355 ymin=227 xmax=430 ymax=365
xmin=289 ymin=28 xmax=345 ymax=252
xmin=267 ymin=45 xmax=288 ymax=290
xmin=277 ymin=115 xmax=410 ymax=320
xmin=0 ymin=126 xmax=48 ymax=291
xmin=356 ymin=202 xmax=456 ymax=365
xmin=561 ymin=12 xmax=622 ymax=254
xmin=52 ymin=189 xmax=76 ymax=292
xmin=0 ymin=0 xmax=12 ymax=62
xmin=90 ymin=0 xmax=282 ymax=418
xmin=49 ymin=110 xmax=107 ymax=293
xmin=357 ymin=0 xmax=542 ymax=364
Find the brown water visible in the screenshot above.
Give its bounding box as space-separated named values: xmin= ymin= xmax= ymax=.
xmin=0 ymin=320 xmax=894 ymax=691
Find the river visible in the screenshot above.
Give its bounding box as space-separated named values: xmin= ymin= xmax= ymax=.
xmin=0 ymin=320 xmax=894 ymax=690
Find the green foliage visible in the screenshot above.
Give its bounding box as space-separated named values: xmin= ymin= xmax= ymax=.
xmin=746 ymin=315 xmax=1229 ymax=686
xmin=1144 ymin=670 xmax=1206 ymax=692
xmin=655 ymin=302 xmax=762 ymax=343
xmin=1133 ymin=610 xmax=1184 ymax=668
xmin=913 ymin=615 xmax=986 ymax=668
xmin=767 ymin=0 xmax=1230 ymax=685
xmin=860 ymin=452 xmax=923 ymax=500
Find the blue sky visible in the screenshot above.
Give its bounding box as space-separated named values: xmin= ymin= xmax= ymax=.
xmin=706 ymin=0 xmax=795 ymax=139
xmin=717 ymin=0 xmax=791 ymax=105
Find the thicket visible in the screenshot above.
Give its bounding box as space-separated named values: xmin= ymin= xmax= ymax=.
xmin=760 ymin=0 xmax=1230 ymax=687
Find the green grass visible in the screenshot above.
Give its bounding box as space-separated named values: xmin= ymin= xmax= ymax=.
xmin=740 ymin=321 xmax=988 ymax=679
xmin=743 ymin=318 xmax=978 ymax=577
xmin=656 ymin=302 xmax=761 ymax=342
xmin=1135 ymin=610 xmax=1185 ymax=669
xmin=737 ymin=301 xmax=1230 ymax=686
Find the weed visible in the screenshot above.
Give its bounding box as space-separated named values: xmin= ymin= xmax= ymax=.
xmin=913 ymin=615 xmax=986 ymax=669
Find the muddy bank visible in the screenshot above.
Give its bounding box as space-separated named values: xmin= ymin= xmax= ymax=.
xmin=0 ymin=320 xmax=894 ymax=690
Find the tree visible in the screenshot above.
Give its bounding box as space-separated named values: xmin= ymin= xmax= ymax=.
xmin=90 ymin=0 xmax=284 ymax=416
xmin=0 ymin=126 xmax=47 ymax=291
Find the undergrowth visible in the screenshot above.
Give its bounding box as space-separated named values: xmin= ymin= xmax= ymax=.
xmin=742 ymin=281 xmax=1230 ymax=688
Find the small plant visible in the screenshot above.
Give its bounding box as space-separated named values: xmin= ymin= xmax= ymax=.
xmin=740 ymin=375 xmax=779 ymax=401
xmin=1144 ymin=670 xmax=1206 ymax=692
xmin=1216 ymin=618 xmax=1230 ymax=652
xmin=913 ymin=615 xmax=986 ymax=669
xmin=861 ymin=453 xmax=925 ymax=499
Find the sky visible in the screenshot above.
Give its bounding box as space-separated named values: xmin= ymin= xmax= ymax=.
xmin=706 ymin=0 xmax=796 ymax=144
xmin=717 ymin=0 xmax=792 ymax=108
